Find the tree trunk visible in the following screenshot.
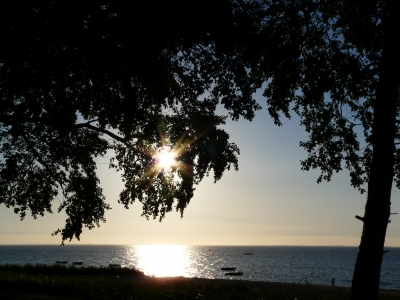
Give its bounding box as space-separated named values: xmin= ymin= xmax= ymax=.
xmin=351 ymin=4 xmax=400 ymax=299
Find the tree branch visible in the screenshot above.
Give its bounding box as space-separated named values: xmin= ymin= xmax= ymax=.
xmin=0 ymin=114 xmax=141 ymax=145
xmin=21 ymin=133 xmax=52 ymax=173
xmin=78 ymin=123 xmax=131 ymax=144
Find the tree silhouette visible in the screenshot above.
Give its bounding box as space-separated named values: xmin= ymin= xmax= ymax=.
xmin=241 ymin=0 xmax=399 ymax=299
xmin=0 ymin=1 xmax=260 ymax=243
xmin=1 ymin=1 xmax=398 ymax=299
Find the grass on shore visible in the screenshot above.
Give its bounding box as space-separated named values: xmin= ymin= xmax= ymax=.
xmin=0 ymin=264 xmax=399 ymax=300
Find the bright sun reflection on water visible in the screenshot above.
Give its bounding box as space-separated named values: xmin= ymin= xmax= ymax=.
xmin=131 ymin=245 xmax=192 ymax=277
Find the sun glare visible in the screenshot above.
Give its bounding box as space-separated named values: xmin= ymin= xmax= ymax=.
xmin=156 ymin=147 xmax=176 ymax=170
xmin=132 ymin=245 xmax=191 ymax=277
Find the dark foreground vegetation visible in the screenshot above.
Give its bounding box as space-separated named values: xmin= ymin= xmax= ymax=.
xmin=1 ymin=264 xmax=399 ymax=300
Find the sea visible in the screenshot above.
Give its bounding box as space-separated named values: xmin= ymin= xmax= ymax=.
xmin=0 ymin=245 xmax=399 ymax=290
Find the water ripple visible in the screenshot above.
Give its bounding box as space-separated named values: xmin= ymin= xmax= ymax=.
xmin=0 ymin=245 xmax=399 ymax=290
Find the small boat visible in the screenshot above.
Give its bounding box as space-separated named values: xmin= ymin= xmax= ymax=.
xmin=221 ymin=267 xmax=236 ymax=271
xmin=72 ymin=261 xmax=83 ymax=265
xmin=225 ymin=272 xmax=243 ymax=276
xmin=109 ymin=263 xmax=121 ymax=268
xmin=56 ymin=261 xmax=68 ymax=264
xmin=244 ymin=252 xmax=252 ymax=255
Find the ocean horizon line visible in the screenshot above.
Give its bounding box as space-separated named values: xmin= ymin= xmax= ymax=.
xmin=1 ymin=244 xmax=400 ymax=250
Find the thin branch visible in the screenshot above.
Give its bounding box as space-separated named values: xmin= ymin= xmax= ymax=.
xmin=80 ymin=124 xmax=130 ymax=143
xmin=0 ymin=114 xmax=99 ymax=128
xmin=72 ymin=119 xmax=99 ymax=127
xmin=0 ymin=114 xmax=142 ymax=144
xmin=21 ymin=133 xmax=52 ymax=173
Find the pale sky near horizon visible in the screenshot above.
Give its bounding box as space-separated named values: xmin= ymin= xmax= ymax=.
xmin=1 ymin=91 xmax=400 ymax=247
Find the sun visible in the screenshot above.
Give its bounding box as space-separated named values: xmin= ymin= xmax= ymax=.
xmin=156 ymin=147 xmax=176 ymax=170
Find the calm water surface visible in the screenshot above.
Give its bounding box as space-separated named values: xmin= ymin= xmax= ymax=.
xmin=0 ymin=245 xmax=399 ymax=290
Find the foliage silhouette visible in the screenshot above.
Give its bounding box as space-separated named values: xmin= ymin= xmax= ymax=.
xmin=240 ymin=1 xmax=399 ymax=299
xmin=1 ymin=1 xmax=399 ymax=299
xmin=0 ymin=1 xmax=260 ymax=243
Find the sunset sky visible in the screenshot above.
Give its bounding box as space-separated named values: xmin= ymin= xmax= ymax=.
xmin=1 ymin=90 xmax=400 ymax=247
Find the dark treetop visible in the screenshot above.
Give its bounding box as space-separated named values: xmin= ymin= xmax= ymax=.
xmin=0 ymin=1 xmax=260 ymax=243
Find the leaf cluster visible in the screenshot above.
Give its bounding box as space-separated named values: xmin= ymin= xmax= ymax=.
xmin=242 ymin=0 xmax=399 ymax=193
xmin=0 ymin=1 xmax=259 ymax=243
